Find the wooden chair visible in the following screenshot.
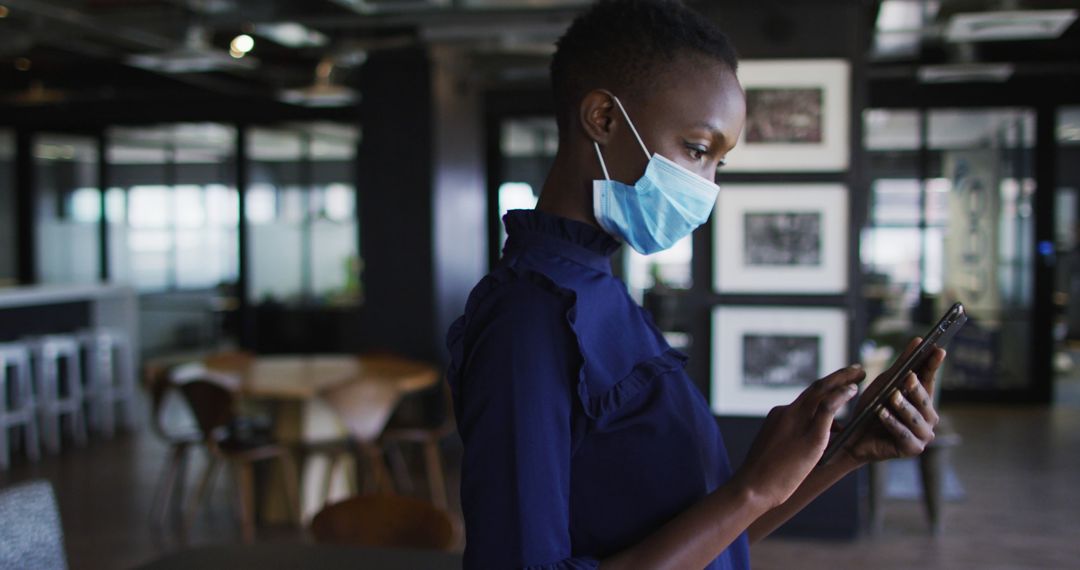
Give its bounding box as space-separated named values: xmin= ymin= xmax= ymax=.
xmin=380 ymin=377 xmax=456 ymax=509
xmin=146 ymin=364 xmax=202 ymax=527
xmin=317 ymin=380 xmax=398 ymax=501
xmin=310 ymin=493 xmax=457 ymax=550
xmin=180 ymin=379 xmax=299 ymax=543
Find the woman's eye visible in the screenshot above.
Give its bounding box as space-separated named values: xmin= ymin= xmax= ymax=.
xmin=685 ymin=144 xmax=708 ymax=161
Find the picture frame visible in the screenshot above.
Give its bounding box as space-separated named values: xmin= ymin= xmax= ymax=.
xmin=713 ymin=184 xmax=848 ymax=294
xmin=711 ymin=306 xmax=849 ymax=417
xmin=722 ymin=59 xmax=850 ymax=172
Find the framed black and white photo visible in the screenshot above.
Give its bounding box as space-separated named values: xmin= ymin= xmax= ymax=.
xmin=711 ymin=306 xmax=848 ymax=417
xmin=713 ymin=184 xmax=848 ymax=294
xmin=722 ymin=59 xmax=850 ymax=172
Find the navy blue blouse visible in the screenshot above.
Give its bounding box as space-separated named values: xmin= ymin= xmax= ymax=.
xmin=446 ymin=209 xmax=750 ymax=569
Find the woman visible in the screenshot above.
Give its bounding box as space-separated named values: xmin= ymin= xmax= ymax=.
xmin=446 ymin=1 xmax=944 ymax=568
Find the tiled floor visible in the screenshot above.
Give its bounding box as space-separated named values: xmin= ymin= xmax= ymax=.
xmin=2 ymin=390 xmax=1078 ymax=569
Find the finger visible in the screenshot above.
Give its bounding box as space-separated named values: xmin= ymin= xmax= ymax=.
xmin=812 ymin=382 xmax=859 ymax=434
xmin=886 ymin=376 xmax=934 ymax=441
xmin=797 ymin=365 xmax=865 ymax=406
xmin=914 ymin=347 xmax=946 ymax=397
xmin=901 ymin=372 xmax=940 ymax=426
xmin=877 ymin=407 xmax=927 ymax=456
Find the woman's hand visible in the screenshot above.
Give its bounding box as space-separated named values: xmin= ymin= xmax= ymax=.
xmin=838 ymin=338 xmax=945 ymax=465
xmin=734 ymin=365 xmax=865 ymax=510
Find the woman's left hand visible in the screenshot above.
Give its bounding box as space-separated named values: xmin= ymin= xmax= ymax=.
xmin=839 ymin=338 xmax=945 ymax=464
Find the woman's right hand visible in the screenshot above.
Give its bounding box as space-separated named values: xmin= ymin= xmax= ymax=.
xmin=733 ymin=365 xmax=865 ymax=510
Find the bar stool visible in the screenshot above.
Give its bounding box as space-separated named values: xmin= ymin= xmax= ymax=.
xmin=79 ymin=329 xmax=138 ymax=437
xmin=31 ymin=335 xmax=88 ymax=454
xmin=0 ymin=343 xmax=41 ymax=469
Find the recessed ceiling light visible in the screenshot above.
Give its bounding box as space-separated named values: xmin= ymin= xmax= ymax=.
xmin=946 ymin=9 xmax=1078 ymax=42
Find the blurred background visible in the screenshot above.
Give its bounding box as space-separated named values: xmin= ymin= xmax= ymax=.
xmin=0 ymin=0 xmax=1078 ymax=569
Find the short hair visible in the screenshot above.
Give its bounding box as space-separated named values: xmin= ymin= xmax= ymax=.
xmin=550 ymin=0 xmax=738 ymax=131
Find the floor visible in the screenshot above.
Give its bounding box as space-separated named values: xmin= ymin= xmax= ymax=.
xmin=2 ymin=388 xmax=1078 ymax=569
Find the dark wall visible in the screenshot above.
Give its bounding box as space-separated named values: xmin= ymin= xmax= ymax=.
xmin=0 ymin=160 xmax=14 ymax=281
xmin=356 ymin=47 xmax=439 ymax=362
xmin=431 ymin=46 xmax=488 ymax=365
xmin=696 ymin=0 xmax=867 ymax=539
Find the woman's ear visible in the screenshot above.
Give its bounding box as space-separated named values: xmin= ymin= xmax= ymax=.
xmin=579 ymin=90 xmax=617 ymax=146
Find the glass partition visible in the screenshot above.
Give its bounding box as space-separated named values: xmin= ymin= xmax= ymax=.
xmin=34 ymin=133 xmax=101 ymax=285
xmin=929 ymin=108 xmax=1035 ymax=392
xmin=862 ymin=107 xmax=1037 ymax=394
xmin=247 ymin=122 xmax=360 ymax=306
xmin=106 ymin=124 xmax=239 ymax=292
xmin=1055 ymin=106 xmax=1080 ymax=403
xmin=0 ymin=130 xmax=14 ymax=286
xmin=106 ymin=124 xmax=239 ymax=354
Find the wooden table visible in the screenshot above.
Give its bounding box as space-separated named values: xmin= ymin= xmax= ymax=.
xmin=134 ymin=543 xmax=461 ymax=570
xmin=188 ymin=353 xmax=440 ymax=522
xmin=203 ymin=354 xmax=439 ymax=443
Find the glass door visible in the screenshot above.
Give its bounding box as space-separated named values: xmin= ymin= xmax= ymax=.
xmin=862 ymin=107 xmax=1039 ymax=398
xmin=1054 ymin=107 xmax=1080 ymax=405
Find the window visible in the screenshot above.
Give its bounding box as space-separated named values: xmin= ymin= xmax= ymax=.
xmin=106 ymin=124 xmax=239 ymax=291
xmin=247 ymin=123 xmax=360 ymax=306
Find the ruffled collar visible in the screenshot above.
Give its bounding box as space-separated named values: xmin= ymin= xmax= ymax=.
xmin=502 ymin=209 xmax=621 ymax=273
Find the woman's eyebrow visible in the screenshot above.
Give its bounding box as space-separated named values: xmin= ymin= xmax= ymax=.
xmin=691 ymin=121 xmax=730 ymax=149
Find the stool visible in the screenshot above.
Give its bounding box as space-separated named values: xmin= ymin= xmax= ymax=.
xmin=80 ymin=329 xmax=138 ymax=437
xmin=868 ymin=416 xmax=962 ymax=534
xmin=31 ymin=335 xmax=88 ymax=453
xmin=0 ymin=343 xmax=41 ymax=469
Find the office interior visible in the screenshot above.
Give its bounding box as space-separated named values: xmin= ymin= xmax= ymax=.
xmin=0 ymin=0 xmax=1078 ymax=568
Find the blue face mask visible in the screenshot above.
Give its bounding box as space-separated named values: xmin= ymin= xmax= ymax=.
xmin=593 ymin=95 xmax=720 ymax=255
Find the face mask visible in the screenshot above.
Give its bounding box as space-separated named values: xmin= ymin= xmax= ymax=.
xmin=593 ymin=95 xmax=720 ymax=255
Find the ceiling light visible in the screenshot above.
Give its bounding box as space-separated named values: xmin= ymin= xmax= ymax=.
xmin=946 ymin=10 xmax=1078 ymax=42
xmin=252 ymin=23 xmax=328 ymax=48
xmin=918 ymin=63 xmax=1014 ymax=84
xmin=279 ymin=58 xmax=358 ymax=108
xmin=6 ymin=81 xmax=65 ymax=106
xmin=230 ymin=34 xmax=254 ymax=54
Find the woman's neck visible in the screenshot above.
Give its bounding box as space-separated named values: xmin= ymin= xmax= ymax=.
xmin=536 ymin=150 xmax=602 ymax=230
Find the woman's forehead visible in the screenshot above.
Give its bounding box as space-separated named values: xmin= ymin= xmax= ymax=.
xmin=639 ymin=63 xmax=746 ymax=132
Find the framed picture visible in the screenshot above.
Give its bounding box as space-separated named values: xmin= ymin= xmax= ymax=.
xmin=711 ymin=306 xmax=848 ymax=417
xmin=713 ymin=184 xmax=848 ymax=294
xmin=723 ymin=59 xmax=850 ymax=172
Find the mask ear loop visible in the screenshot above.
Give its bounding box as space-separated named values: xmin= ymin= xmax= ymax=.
xmin=593 ymin=142 xmax=611 ymax=180
xmin=611 ymin=95 xmax=652 ymax=160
